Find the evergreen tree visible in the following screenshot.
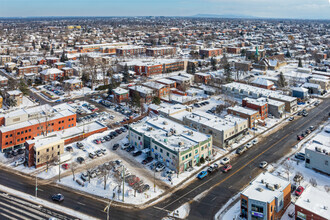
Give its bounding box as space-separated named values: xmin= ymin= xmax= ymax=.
xmin=130 ymin=91 xmax=141 ymax=108
xmin=152 ymin=97 xmax=161 ymax=105
xmin=191 ymin=63 xmax=196 ymax=74
xmin=298 ymin=58 xmax=303 ymax=68
xmin=60 ymin=51 xmax=68 ymax=62
xmin=50 ymin=48 xmax=54 ymax=55
xmin=123 ymin=64 xmax=130 ymax=83
xmin=211 ymin=57 xmax=217 ymax=71
xmin=277 ymin=72 xmax=287 ymax=88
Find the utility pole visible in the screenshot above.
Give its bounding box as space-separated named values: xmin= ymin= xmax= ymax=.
xmin=58 ymin=154 xmax=61 ymax=182
xmin=122 ymin=165 xmax=125 ymax=202
xmin=35 ymin=176 xmax=38 ymax=198
xmin=153 ymin=161 xmax=156 ymax=193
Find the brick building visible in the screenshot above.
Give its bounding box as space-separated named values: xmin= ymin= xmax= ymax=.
xmin=226 ymin=47 xmax=241 ymax=54
xmin=0 ymin=104 xmax=76 ymax=152
xmin=112 ymin=88 xmax=129 ymax=103
xmin=242 ymin=97 xmax=268 ymax=120
xmin=194 ymin=72 xmax=212 ymax=84
xmin=227 ymin=106 xmax=260 ymax=128
xmin=116 ymin=46 xmax=146 ymax=56
xmin=0 ymin=55 xmax=11 ymax=65
xmin=0 ymin=75 xmax=8 ymax=87
xmin=143 ymin=81 xmax=170 ymax=98
xmin=134 ymin=63 xmax=163 ymax=76
xmin=17 ymin=65 xmax=38 ymax=77
xmin=199 ymin=48 xmax=222 ymax=58
xmin=146 ymin=47 xmax=176 ymax=57
xmin=40 ymin=68 xmax=64 ymax=82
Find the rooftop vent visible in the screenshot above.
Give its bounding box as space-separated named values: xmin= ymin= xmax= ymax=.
xmin=274 ymin=184 xmax=281 ymax=189
xmin=266 ymin=183 xmax=275 ymax=191
xmin=256 ymin=187 xmax=264 ymax=192
xmin=163 ymin=121 xmax=168 ymax=125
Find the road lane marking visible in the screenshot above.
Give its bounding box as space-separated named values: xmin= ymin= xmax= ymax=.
xmin=162 ymin=105 xmax=329 ymax=209
xmin=77 ymin=202 xmax=86 ymax=206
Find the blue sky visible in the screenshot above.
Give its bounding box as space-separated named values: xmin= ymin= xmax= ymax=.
xmin=0 ymin=0 xmax=329 ymax=19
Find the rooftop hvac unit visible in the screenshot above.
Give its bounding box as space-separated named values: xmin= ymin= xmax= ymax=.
xmin=178 ymin=141 xmax=184 ymax=146
xmin=261 ymin=179 xmax=264 ymax=183
xmin=166 ymin=132 xmax=172 ymax=137
xmin=315 ymin=147 xmax=322 ymax=152
xmin=163 ymin=121 xmax=168 ymax=125
xmin=274 ymin=184 xmax=281 ymax=189
xmin=266 ymin=183 xmax=275 ymax=191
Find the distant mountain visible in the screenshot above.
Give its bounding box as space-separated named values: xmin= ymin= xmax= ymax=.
xmin=191 ymin=14 xmax=257 ymax=19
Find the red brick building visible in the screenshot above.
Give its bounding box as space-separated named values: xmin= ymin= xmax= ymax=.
xmin=134 ymin=63 xmax=163 ymax=76
xmin=116 ymin=46 xmax=146 ymax=56
xmin=227 ymin=106 xmax=260 ymax=128
xmin=242 ymin=97 xmax=268 ymax=120
xmin=227 ymin=47 xmax=241 ymax=54
xmin=143 ymin=82 xmax=170 ymax=98
xmin=17 ymin=66 xmax=38 ymax=77
xmin=0 ymin=104 xmax=76 ymax=152
xmin=199 ymin=48 xmax=222 ymax=58
xmin=62 ymin=67 xmax=74 ymax=78
xmin=194 ymin=72 xmax=212 ymax=84
xmin=40 ymin=68 xmax=64 ymax=82
xmin=0 ymin=75 xmax=8 ymax=87
xmin=112 ymin=88 xmax=129 ymax=103
xmin=146 ymin=47 xmax=176 ymax=57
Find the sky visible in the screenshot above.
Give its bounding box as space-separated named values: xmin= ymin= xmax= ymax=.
xmin=0 ymin=0 xmax=329 ymax=19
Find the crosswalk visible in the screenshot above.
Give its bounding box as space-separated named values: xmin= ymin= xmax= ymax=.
xmin=0 ymin=192 xmax=75 ymax=220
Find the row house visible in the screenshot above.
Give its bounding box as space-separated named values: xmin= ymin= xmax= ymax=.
xmin=0 ymin=55 xmax=11 ymax=65
xmin=0 ymin=75 xmax=8 ymax=87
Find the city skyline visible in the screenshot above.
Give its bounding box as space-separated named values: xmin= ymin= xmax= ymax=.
xmin=0 ymin=0 xmax=329 ymax=19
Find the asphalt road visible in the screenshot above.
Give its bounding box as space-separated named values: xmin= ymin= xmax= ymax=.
xmin=0 ymin=98 xmax=329 ymax=220
xmin=0 ymin=189 xmax=76 ymax=220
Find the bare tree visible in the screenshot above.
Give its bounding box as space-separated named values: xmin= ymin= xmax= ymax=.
xmin=71 ymin=161 xmax=77 ymax=181
xmin=309 ymin=178 xmax=317 ymax=187
xmin=283 ymin=161 xmax=293 ymax=181
xmin=99 ymin=165 xmax=110 ymax=190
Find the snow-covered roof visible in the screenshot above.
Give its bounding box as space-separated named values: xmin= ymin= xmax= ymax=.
xmin=252 ymin=77 xmax=274 ymax=86
xmin=7 ymin=90 xmax=22 ymax=96
xmin=241 ymin=172 xmax=290 ymax=203
xmin=113 ymin=87 xmax=128 ymax=95
xmin=228 ymin=106 xmax=259 ymax=116
xmin=40 ymin=68 xmax=63 ymax=75
xmin=295 ymin=187 xmax=330 ymax=219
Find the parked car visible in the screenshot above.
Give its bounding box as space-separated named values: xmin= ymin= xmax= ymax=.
xmin=155 ymin=163 xmax=165 ymax=172
xmin=302 ymin=112 xmax=308 ymax=117
xmin=52 ymin=193 xmax=64 ymax=202
xmin=121 ymin=143 xmax=130 ymax=150
xmin=295 ymin=186 xmax=304 ymax=196
xmin=66 ymin=146 xmax=73 ymax=152
xmin=236 ymin=146 xmax=247 ymax=155
xmin=246 ymin=142 xmax=253 ymax=149
xmin=126 ymin=146 xmax=135 ymax=152
xmin=76 ymin=142 xmax=84 ymax=149
xmin=252 ymin=138 xmax=258 ymax=145
xmin=309 ymin=126 xmax=315 ymax=131
xmin=113 ymin=144 xmax=120 ymax=150
xmin=289 ymin=116 xmax=294 ymax=121
xmin=81 ymin=172 xmax=89 ymax=182
xmin=101 ymin=148 xmax=107 ymax=155
xmin=94 ymin=139 xmax=101 ymax=144
xmin=104 ymin=135 xmax=111 ymax=141
xmin=95 ymin=150 xmax=103 ymax=157
xmin=220 ymin=157 xmax=230 ymax=165
xmin=197 ymin=171 xmax=208 ymax=179
xmin=77 ymin=157 xmax=85 ymax=164
xmin=207 ymin=165 xmax=216 ymax=173
xmin=133 ymin=150 xmax=142 ymax=157
xmin=12 ymin=150 xmax=18 ymax=156
xmin=221 ymin=164 xmax=232 ymax=173
xmin=89 ymin=152 xmax=97 ymax=159
xmin=5 ymin=152 xmax=13 ymax=158
xmin=142 ymin=157 xmax=153 ymax=165
xmin=259 ymin=161 xmax=268 ymax=168
xmin=14 ymin=157 xmax=25 ymax=167
xmin=297 ymin=135 xmax=304 ymax=141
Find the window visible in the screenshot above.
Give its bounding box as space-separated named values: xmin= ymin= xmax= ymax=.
xmin=47 ymin=149 xmax=49 ymax=152
xmin=38 ymin=152 xmax=40 ymax=155
xmin=58 ymin=145 xmax=60 ymax=149
xmin=189 ymin=153 xmax=192 ymax=157
xmin=201 ymin=147 xmax=204 ymax=151
xmin=10 ymin=141 xmax=12 ymax=144
xmin=29 ymin=129 xmax=31 ymax=132
xmin=10 ymin=134 xmax=12 ymax=137
xmin=155 ymin=146 xmax=158 ymax=150
xmin=58 ymin=152 xmax=60 ymax=155
xmin=62 ymin=126 xmax=64 ymax=129
xmin=195 ymin=149 xmax=198 ymax=154
xmin=37 ymin=159 xmax=40 ymax=163
xmin=306 ymin=159 xmax=310 ymax=164
xmin=28 ymin=136 xmax=31 ymax=138
xmin=160 ymin=149 xmax=163 ymax=153
xmin=182 ymin=156 xmax=184 ymax=161
xmin=325 ymin=160 xmax=328 ymax=166
xmin=5 ymin=142 xmax=8 ymax=145
xmin=185 ymin=155 xmax=188 ymax=159
xmin=167 ymin=152 xmax=169 ymax=157
xmin=5 ymin=135 xmax=8 ymax=138
xmin=17 ymin=132 xmax=20 ymax=135
xmin=25 ymin=130 xmax=27 ymax=133
xmin=52 ymin=147 xmax=54 ymax=151
xmin=17 ymin=139 xmax=20 ymax=142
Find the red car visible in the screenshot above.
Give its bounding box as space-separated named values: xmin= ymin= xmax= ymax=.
xmin=62 ymin=163 xmax=70 ymax=170
xmin=297 ymin=135 xmax=304 ymax=141
xmin=221 ymin=164 xmax=232 ymax=173
xmin=91 ymin=108 xmax=99 ymax=112
xmin=295 ymin=186 xmax=304 ymax=196
xmin=94 ymin=139 xmax=101 ymax=144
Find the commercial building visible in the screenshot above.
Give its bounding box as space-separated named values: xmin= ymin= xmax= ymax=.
xmin=291 ymin=87 xmax=309 ymax=99
xmin=227 ymin=106 xmax=260 ymax=128
xmin=242 ymin=97 xmax=268 ymax=120
xmin=240 ymin=172 xmax=291 ymax=220
xmin=183 ymin=111 xmax=248 ymax=148
xmin=222 ymin=82 xmax=297 ymax=113
xmin=0 ymin=104 xmax=76 ymax=152
xmin=295 ymin=187 xmax=330 ymax=220
xmin=305 ymin=130 xmax=330 ymax=175
xmin=128 ymin=116 xmax=212 ymax=173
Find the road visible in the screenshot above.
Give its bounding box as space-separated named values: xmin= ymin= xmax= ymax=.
xmin=0 ymin=98 xmax=328 ymax=220
xmin=0 ymin=189 xmax=76 ymax=220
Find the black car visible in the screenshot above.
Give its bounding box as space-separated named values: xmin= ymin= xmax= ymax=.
xmin=126 ymin=146 xmax=135 ymax=152
xmin=111 ymin=131 xmax=118 ymax=137
xmin=5 ymin=152 xmax=13 ymax=158
xmin=77 ymin=157 xmax=85 ymax=164
xmin=113 ymin=144 xmax=120 ymax=150
xmin=76 ymin=142 xmax=84 ymax=149
xmin=66 ymin=146 xmax=73 ymax=152
xmin=115 ymin=129 xmax=122 ymax=134
xmin=142 ymin=157 xmax=153 ymax=165
xmin=295 ymin=153 xmax=305 ymax=160
xmin=52 ymin=193 xmax=64 ymax=202
xmin=17 ymin=149 xmax=25 ymax=154
xmin=133 ymin=151 xmax=142 ymax=157
xmin=104 ymin=135 xmax=111 ymax=141
xmin=12 ymin=150 xmax=18 ymax=156
xmin=120 ymin=127 xmax=126 ymax=132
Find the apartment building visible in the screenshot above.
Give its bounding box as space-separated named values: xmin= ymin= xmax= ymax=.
xmin=240 ymin=172 xmax=291 ymax=220
xmin=199 ymin=48 xmax=222 ymax=58
xmin=128 ymin=85 xmax=154 ymax=104
xmin=112 ymin=88 xmax=129 ymax=104
xmin=6 ymin=90 xmax=23 ymax=106
xmin=17 ymin=65 xmax=38 ymax=77
xmin=0 ymin=75 xmax=8 ymax=87
xmin=183 ymin=111 xmax=248 ymax=148
xmin=143 ymin=81 xmax=170 ymax=99
xmin=0 ymin=55 xmax=11 ymax=65
xmin=194 ymin=72 xmax=212 ymax=84
xmin=129 ymin=116 xmax=212 ymax=173
xmin=75 ymin=42 xmax=127 ymax=53
xmin=134 ymin=63 xmax=163 ymax=76
xmin=0 ymin=104 xmax=76 ymax=152
xmin=146 ymin=47 xmax=176 ymax=57
xmin=40 ymin=68 xmax=64 ymax=82
xmin=116 ymin=45 xmax=146 ymax=56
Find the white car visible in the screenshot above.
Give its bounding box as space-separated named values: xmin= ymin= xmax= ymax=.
xmin=14 ymin=157 xmax=25 ymax=167
xmin=252 ymin=139 xmax=258 ymax=145
xmin=220 ymin=157 xmax=230 ymax=165
xmin=245 ymin=142 xmax=253 ymax=148
xmin=259 ymin=161 xmax=268 ymax=168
